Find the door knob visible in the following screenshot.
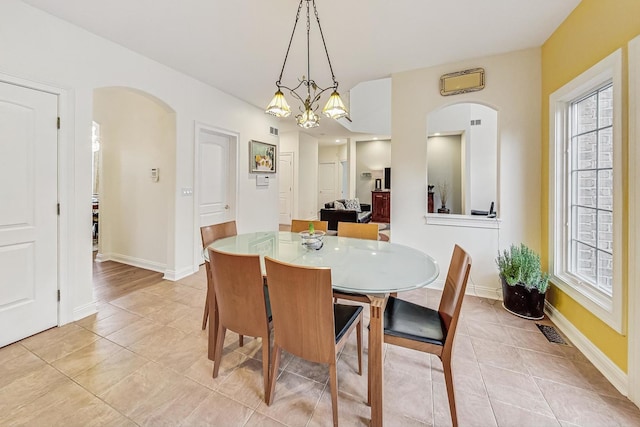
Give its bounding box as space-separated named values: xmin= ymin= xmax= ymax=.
xmin=224 ymin=205 xmax=230 ymax=210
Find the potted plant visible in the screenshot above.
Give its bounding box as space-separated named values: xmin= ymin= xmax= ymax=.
xmin=496 ymin=243 xmax=549 ymax=320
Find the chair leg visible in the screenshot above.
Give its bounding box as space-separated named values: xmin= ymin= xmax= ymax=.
xmin=267 ymin=345 xmax=282 ymax=405
xmin=201 ymin=289 xmax=209 ymax=330
xmin=329 ymin=362 xmax=339 ymax=427
xmin=356 ymin=318 xmax=363 ymax=376
xmin=442 ymin=357 xmax=458 ymax=427
xmin=239 ymin=334 xmax=244 ymax=347
xmin=262 ymin=333 xmax=271 ymax=403
xmin=212 ymin=324 xmax=226 ymax=378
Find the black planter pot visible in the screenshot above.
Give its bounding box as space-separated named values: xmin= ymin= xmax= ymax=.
xmin=501 ymin=276 xmax=546 ymax=320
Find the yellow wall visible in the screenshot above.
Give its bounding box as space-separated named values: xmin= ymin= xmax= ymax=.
xmin=542 ymin=0 xmax=640 ymax=372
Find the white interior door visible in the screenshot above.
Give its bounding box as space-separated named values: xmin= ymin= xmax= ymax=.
xmin=318 ymin=162 xmax=337 ymax=209
xmin=198 ymin=131 xmax=231 ymax=227
xmin=0 ymin=82 xmax=58 ymax=347
xmin=279 ymin=152 xmax=293 ymax=224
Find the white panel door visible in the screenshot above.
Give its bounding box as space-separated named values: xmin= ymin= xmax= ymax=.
xmin=318 ymin=162 xmax=336 ymax=209
xmin=198 ymin=131 xmax=231 ymax=227
xmin=0 ymin=82 xmax=58 ymax=347
xmin=278 ymin=152 xmax=293 ymax=224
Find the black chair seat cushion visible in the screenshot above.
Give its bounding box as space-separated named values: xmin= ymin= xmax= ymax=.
xmin=383 ymin=296 xmax=445 ymax=346
xmin=334 ymin=304 xmax=363 ymax=342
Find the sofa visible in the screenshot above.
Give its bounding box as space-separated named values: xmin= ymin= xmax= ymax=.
xmin=320 ymin=199 xmax=372 ymax=231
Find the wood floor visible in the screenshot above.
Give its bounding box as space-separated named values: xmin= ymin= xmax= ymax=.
xmin=92 ymin=254 xmax=165 ymax=302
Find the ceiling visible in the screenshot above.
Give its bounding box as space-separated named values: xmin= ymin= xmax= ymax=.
xmin=22 ymin=0 xmax=580 ymax=144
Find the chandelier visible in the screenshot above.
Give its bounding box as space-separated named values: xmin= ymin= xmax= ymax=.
xmin=265 ymin=0 xmax=348 ymax=129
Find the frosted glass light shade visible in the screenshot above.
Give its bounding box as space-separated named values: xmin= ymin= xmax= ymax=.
xmin=322 ymin=90 xmax=348 ymax=119
xmin=265 ymin=90 xmax=291 ymax=117
xmin=297 ymin=108 xmax=320 ymax=128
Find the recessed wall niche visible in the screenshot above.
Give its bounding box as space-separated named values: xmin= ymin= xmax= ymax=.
xmin=426 ymin=103 xmax=498 ymax=216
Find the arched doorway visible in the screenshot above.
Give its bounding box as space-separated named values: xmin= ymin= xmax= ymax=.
xmin=92 ymin=87 xmax=176 ymax=301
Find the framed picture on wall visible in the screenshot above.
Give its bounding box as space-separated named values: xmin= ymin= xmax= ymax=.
xmin=249 ymin=140 xmax=276 ymax=173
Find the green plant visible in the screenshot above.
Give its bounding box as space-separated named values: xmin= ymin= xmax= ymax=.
xmin=496 ymin=243 xmax=549 ymax=293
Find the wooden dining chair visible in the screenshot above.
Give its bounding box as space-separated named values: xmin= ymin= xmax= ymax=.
xmin=209 ymin=248 xmax=272 ymax=402
xmin=264 ymin=257 xmax=363 ymax=427
xmin=290 ymin=219 xmax=329 ymax=233
xmin=200 ymin=221 xmax=237 ymax=330
xmin=337 ymin=222 xmax=379 ymax=241
xmin=382 ymin=244 xmax=471 ymax=427
xmin=335 ymin=221 xmax=386 ymax=304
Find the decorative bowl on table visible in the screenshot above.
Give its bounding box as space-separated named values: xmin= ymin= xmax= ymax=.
xmin=298 ymin=230 xmax=325 ymax=250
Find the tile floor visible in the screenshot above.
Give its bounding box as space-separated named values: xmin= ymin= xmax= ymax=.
xmin=1 ymin=267 xmax=639 ymax=426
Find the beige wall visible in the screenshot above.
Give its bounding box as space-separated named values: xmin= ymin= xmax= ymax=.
xmin=391 ymin=48 xmax=542 ymax=292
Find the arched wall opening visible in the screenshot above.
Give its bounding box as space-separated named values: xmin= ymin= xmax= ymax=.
xmin=93 ymin=86 xmax=177 ymax=277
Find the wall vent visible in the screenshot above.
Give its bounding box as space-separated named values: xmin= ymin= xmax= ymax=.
xmin=269 ymin=126 xmax=279 ymax=136
xmin=470 ymin=119 xmax=482 ymax=126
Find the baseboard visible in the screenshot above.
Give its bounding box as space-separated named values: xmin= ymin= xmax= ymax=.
xmin=545 ymin=301 xmax=628 ymax=396
xmin=109 ymin=253 xmax=166 ymax=274
xmin=73 ymin=301 xmax=97 ymax=321
xmin=430 ymin=279 xmax=501 ymax=301
xmin=163 ymin=265 xmax=196 ymax=282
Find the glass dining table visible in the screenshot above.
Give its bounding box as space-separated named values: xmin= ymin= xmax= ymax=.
xmin=207 ymin=231 xmax=439 ymax=427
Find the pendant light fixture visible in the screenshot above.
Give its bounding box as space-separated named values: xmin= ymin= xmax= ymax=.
xmin=265 ymin=0 xmax=348 ymax=128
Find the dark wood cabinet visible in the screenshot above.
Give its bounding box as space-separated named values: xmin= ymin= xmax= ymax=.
xmin=372 ymin=191 xmax=390 ymax=223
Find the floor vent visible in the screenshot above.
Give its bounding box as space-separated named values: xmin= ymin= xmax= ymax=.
xmin=536 ymin=324 xmax=567 ymax=345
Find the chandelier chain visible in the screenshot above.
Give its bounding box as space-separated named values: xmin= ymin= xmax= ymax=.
xmin=265 ymin=0 xmax=348 ymax=127
xmin=312 ymin=0 xmax=337 ymax=87
xmin=306 ymin=0 xmax=311 ymax=97
xmin=276 ymin=0 xmax=304 ymax=87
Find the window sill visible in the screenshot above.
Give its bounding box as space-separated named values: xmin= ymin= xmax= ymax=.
xmin=550 ymin=273 xmax=623 ymax=334
xmin=425 ymin=213 xmax=501 ymax=229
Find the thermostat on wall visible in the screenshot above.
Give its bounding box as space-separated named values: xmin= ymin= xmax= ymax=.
xmin=151 ymin=168 xmax=159 ymax=182
xmin=256 ymin=175 xmax=269 ymax=187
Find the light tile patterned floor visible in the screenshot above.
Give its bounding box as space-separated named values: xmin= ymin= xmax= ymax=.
xmin=1 ymin=266 xmax=639 ymax=426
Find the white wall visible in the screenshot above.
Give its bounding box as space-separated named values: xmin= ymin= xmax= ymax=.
xmin=392 ymin=48 xmax=541 ymax=297
xmin=355 ymin=140 xmax=391 ymax=204
xmin=279 ymin=131 xmax=318 ymax=219
xmin=319 ymin=144 xmax=347 ymax=203
xmin=469 ymin=104 xmax=498 ymax=212
xmin=279 ymin=132 xmax=299 ymax=220
xmin=341 ymin=78 xmax=392 ymax=135
xmin=0 ymin=0 xmax=279 ymax=323
xmin=299 ymin=133 xmax=319 ymax=219
xmin=93 ymin=88 xmax=174 ymax=271
xmin=318 ymin=144 xmax=347 ymax=163
xmin=427 ymin=135 xmax=462 ymax=214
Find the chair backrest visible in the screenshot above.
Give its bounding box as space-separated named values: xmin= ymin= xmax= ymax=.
xmin=337 ymin=222 xmax=379 ymax=240
xmin=200 ymin=221 xmax=237 ymax=248
xmin=201 ymin=221 xmax=237 ymax=280
xmin=290 ymin=219 xmax=329 ymax=233
xmin=209 ymin=249 xmax=269 ymax=337
xmin=264 ymin=257 xmax=336 ymax=364
xmin=438 ymin=244 xmax=472 ymax=355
